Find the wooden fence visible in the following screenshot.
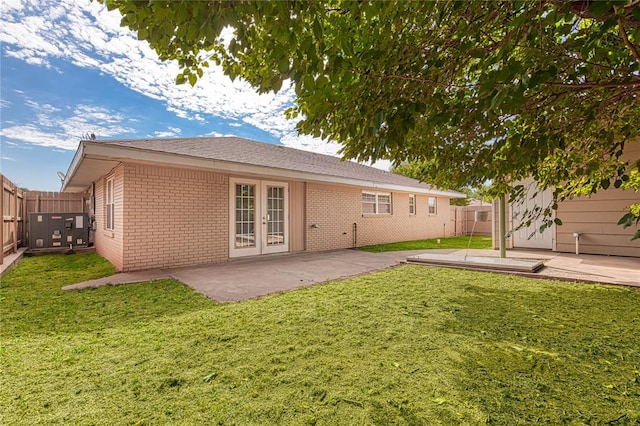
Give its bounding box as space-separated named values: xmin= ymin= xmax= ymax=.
xmin=25 ymin=191 xmax=88 ymax=215
xmin=0 ymin=175 xmax=89 ymax=265
xmin=450 ymin=205 xmax=493 ymax=237
xmin=1 ymin=174 xmax=26 ymax=264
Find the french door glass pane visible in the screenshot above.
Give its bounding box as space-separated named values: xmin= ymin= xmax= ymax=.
xmin=235 ymin=184 xmax=255 ymax=248
xmin=267 ymin=186 xmax=284 ymax=246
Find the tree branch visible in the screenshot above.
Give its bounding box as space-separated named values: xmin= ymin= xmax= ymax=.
xmin=616 ymin=11 xmax=640 ymax=65
xmin=545 ymin=80 xmax=640 ymax=89
xmin=545 ymin=0 xmax=640 ymax=28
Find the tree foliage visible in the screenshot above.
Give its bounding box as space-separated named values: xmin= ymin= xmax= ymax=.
xmin=106 ymin=0 xmax=640 ymax=233
xmin=392 ymin=162 xmax=492 ymax=206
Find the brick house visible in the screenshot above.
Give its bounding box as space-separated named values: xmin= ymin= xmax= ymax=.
xmin=62 ymin=137 xmax=464 ymax=271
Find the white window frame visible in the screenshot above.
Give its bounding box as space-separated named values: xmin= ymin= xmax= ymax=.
xmin=408 ymin=194 xmax=416 ymax=215
xmin=362 ymin=191 xmax=392 ymax=215
xmin=428 ymin=197 xmax=437 ymax=215
xmin=106 ymin=177 xmax=115 ymax=231
xmin=362 ymin=192 xmax=377 ymax=214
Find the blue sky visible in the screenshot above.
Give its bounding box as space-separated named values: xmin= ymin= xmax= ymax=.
xmin=1 ymin=0 xmax=374 ymax=191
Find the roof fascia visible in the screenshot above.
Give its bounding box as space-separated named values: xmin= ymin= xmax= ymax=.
xmin=61 ymin=141 xmax=85 ymax=192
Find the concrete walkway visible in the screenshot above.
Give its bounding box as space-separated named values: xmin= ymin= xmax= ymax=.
xmin=0 ymin=248 xmax=27 ymax=276
xmin=62 ymin=268 xmax=171 ymax=290
xmin=62 ymin=248 xmax=639 ymax=302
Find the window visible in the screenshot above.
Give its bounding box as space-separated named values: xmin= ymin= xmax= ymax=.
xmin=428 ymin=197 xmax=437 ymax=215
xmin=362 ymin=192 xmax=377 ymax=214
xmin=106 ymin=177 xmax=114 ymax=230
xmin=362 ymin=192 xmax=392 ymax=215
xmin=408 ymin=194 xmax=415 ymax=215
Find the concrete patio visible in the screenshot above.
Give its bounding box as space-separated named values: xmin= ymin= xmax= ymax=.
xmin=62 ymin=248 xmax=639 ymax=302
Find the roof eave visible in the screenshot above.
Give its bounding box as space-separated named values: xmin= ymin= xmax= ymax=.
xmin=67 ymin=142 xmax=465 ymax=197
xmin=61 ymin=141 xmax=84 ymax=192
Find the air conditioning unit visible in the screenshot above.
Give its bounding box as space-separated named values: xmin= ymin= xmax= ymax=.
xmin=28 ymin=213 xmax=89 ymax=249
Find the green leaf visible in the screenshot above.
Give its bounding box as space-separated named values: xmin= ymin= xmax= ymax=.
xmin=188 ymin=73 xmax=197 ymax=87
xmin=588 ymin=1 xmax=613 ymax=19
xmin=278 ymin=56 xmax=289 ymax=74
xmin=137 ymin=28 xmax=148 ymax=40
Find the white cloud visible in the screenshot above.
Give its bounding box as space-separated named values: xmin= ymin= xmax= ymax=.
xmin=0 ymin=100 xmax=135 ymax=149
xmin=1 ymin=155 xmax=17 ymax=162
xmin=206 ymin=130 xmax=237 ymax=138
xmin=0 ymin=0 xmax=376 ymax=167
xmin=153 ymin=126 xmax=182 ymax=138
xmin=0 ymin=0 xmax=23 ymax=14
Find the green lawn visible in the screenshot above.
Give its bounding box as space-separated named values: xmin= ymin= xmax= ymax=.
xmin=2 ymin=253 xmax=639 ymax=425
xmin=360 ymin=235 xmax=492 ymax=252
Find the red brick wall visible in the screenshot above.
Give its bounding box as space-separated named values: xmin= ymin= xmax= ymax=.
xmin=94 ymin=165 xmax=124 ymax=271
xmin=93 ymin=164 xmax=454 ymax=270
xmin=121 ymin=163 xmax=228 ymax=271
xmin=305 ymin=182 xmax=450 ymax=251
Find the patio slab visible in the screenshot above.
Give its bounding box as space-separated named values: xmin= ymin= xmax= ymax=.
xmin=407 ymin=249 xmax=639 ymax=287
xmin=407 ymin=252 xmax=544 ymax=272
xmin=165 ymin=250 xmax=410 ymax=302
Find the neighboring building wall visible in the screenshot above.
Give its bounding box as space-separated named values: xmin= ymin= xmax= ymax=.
xmin=493 ymin=140 xmax=640 ymax=257
xmin=94 ymin=165 xmax=125 ymax=271
xmin=555 ymin=188 xmax=640 ymax=257
xmin=121 ymin=163 xmax=228 ymax=271
xmin=305 ymin=182 xmax=449 ymax=251
xmin=555 ymin=141 xmax=640 ymax=257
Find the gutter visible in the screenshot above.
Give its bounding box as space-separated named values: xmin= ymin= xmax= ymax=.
xmin=61 ymin=141 xmax=85 ymax=192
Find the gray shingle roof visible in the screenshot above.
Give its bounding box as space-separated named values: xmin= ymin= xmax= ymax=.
xmin=99 ymin=136 xmax=446 ymax=192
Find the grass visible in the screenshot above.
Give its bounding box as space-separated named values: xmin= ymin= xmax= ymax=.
xmin=360 ymin=235 xmax=492 ymax=252
xmin=2 ymin=253 xmax=639 ymax=425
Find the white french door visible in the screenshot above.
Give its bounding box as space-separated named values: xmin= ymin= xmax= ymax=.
xmin=229 ymin=178 xmax=289 ymax=257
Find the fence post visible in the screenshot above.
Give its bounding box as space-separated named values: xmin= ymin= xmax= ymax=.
xmin=0 ymin=175 xmax=4 ymax=265
xmin=22 ymin=193 xmax=26 ymax=245
xmin=12 ymin=184 xmax=18 ymax=254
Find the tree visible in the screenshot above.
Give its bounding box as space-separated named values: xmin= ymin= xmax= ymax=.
xmin=392 ymin=162 xmax=492 ymax=206
xmin=107 ymin=0 xmax=640 ymax=237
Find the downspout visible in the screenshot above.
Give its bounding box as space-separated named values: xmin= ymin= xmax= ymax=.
xmin=352 ymin=223 xmax=357 ymax=248
xmin=498 ymin=195 xmax=506 ymax=258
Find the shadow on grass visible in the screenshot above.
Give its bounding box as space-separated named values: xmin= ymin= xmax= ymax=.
xmin=442 ymin=277 xmax=640 ymax=424
xmin=0 ymin=253 xmax=214 ymax=337
xmin=360 ymin=235 xmax=492 ymax=252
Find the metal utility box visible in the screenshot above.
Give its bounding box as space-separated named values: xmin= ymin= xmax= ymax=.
xmin=28 ymin=213 xmax=89 ymax=249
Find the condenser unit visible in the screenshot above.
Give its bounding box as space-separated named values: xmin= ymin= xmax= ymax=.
xmin=28 ymin=213 xmax=89 ymax=249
